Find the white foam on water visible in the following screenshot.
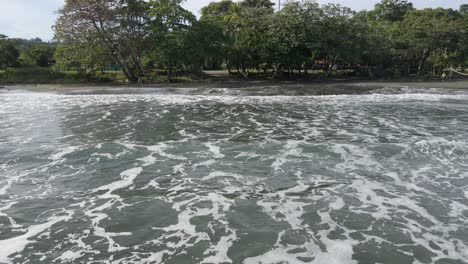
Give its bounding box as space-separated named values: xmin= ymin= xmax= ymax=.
xmin=345 ymin=167 xmax=468 ymax=262
xmin=49 ymin=146 xmax=78 ymax=160
xmin=202 ymin=171 xmax=244 ymax=181
xmin=95 ymin=167 xmax=143 ymax=198
xmin=205 ymin=143 xmax=225 ymax=159
xmin=313 ymin=237 xmax=357 ymax=264
xmin=449 ymin=201 xmax=468 ymax=219
xmin=234 ymin=151 xmax=261 ymax=159
xmin=271 ymin=140 xmax=304 ymax=172
xmin=314 ymin=209 xmax=358 ymax=264
xmin=2 ymin=90 xmax=468 ymax=263
xmin=152 ymin=198 xmax=211 ymax=250
xmin=329 ymin=197 xmax=345 ymax=210
xmin=243 ymin=245 xmax=311 ymax=264
xmin=201 ymin=233 xmax=236 ymax=264
xmin=79 ymin=167 xmax=143 ymax=254
xmin=138 ymin=154 xmax=158 ymax=167
xmin=146 ymin=143 xmax=187 ymax=161
xmin=0 ymin=201 xmax=21 ymax=228
xmin=143 ymin=188 xmax=239 ymax=264
xmin=7 ymin=91 xmax=468 ymax=116
xmin=331 ymin=144 xmax=381 ymax=173
xmin=0 ymin=175 xmax=20 ymax=196
xmin=53 ymin=250 xmax=84 ymax=262
xmin=0 ymin=213 xmax=73 ymax=263
xmin=193 ymin=159 xmax=217 ymax=168
xmin=144 ymin=179 xmax=161 ymax=189
xmin=91 ymin=148 xmax=130 ymax=160
xmin=200 ymin=193 xmax=237 ymax=264
xmin=48 ymin=93 xmax=468 ymax=106
xmin=250 ymin=177 xmax=359 ymax=264
xmin=83 ymin=199 xmax=132 ymax=253
xmin=244 ymin=230 xmax=357 ymax=264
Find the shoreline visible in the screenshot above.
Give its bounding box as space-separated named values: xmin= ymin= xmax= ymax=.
xmin=1 ymin=79 xmax=467 ymax=94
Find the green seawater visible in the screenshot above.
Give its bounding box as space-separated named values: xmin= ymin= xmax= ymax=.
xmin=0 ymin=87 xmax=467 ymax=264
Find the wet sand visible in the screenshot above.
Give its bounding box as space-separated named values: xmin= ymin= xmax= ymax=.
xmin=0 ymin=80 xmax=467 ymax=95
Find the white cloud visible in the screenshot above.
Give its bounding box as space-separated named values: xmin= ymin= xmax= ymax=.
xmin=0 ymin=0 xmax=63 ymax=40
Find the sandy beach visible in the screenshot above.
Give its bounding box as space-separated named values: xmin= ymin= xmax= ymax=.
xmin=1 ymin=80 xmax=467 ymax=95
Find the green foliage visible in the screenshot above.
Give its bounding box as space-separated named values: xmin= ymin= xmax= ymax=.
xmin=460 ymin=4 xmax=468 ymax=15
xmin=240 ymin=0 xmax=274 ymax=10
xmin=0 ymin=66 xmax=113 ymax=84
xmin=319 ymin=4 xmax=363 ymax=70
xmin=373 ymin=0 xmax=414 ymax=21
xmin=148 ymin=0 xmax=196 ymax=80
xmin=20 ymin=43 xmax=55 ymax=67
xmin=201 ymin=0 xmax=235 ymax=21
xmin=390 ymin=8 xmax=464 ymax=75
xmin=55 ymin=0 xmax=150 ymax=82
xmin=3 ymin=0 xmax=468 ymax=83
xmin=53 ymin=38 xmax=111 ymax=75
xmin=0 ymin=37 xmax=20 ymax=69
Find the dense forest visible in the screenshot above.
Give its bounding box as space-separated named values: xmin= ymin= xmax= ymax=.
xmin=1 ymin=0 xmax=467 ymax=83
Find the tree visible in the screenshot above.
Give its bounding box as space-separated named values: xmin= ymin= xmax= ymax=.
xmin=263 ymin=1 xmax=320 ymax=78
xmin=373 ymin=0 xmax=414 ymax=22
xmin=0 ymin=36 xmax=20 ymax=69
xmin=460 ymin=4 xmax=468 ymax=15
xmin=183 ymin=20 xmax=226 ymax=72
xmin=351 ymin=11 xmax=394 ymax=77
xmin=318 ymin=4 xmax=367 ymax=76
xmin=201 ymin=0 xmax=235 ymax=21
xmin=21 ymin=43 xmax=56 ymax=67
xmin=55 ymin=0 xmax=150 ymax=82
xmin=391 ymin=8 xmax=464 ymax=76
xmin=53 ymin=37 xmax=112 ymax=76
xmin=47 ymin=0 xmax=467 ymax=81
xmin=148 ymin=0 xmax=196 ymax=81
xmin=200 ymin=0 xmax=237 ymax=72
xmin=241 ymin=0 xmax=274 ymax=10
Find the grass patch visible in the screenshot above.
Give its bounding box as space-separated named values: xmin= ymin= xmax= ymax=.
xmin=0 ymin=67 xmax=113 ymax=84
xmin=0 ymin=67 xmax=199 ymax=84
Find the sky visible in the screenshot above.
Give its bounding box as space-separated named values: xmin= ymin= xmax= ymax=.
xmin=0 ymin=0 xmax=465 ymax=41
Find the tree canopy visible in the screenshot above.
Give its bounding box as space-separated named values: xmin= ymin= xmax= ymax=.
xmin=0 ymin=36 xmax=20 ymax=69
xmin=3 ymin=0 xmax=467 ymax=82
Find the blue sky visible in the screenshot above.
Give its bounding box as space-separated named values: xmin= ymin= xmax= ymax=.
xmin=0 ymin=0 xmax=465 ymax=41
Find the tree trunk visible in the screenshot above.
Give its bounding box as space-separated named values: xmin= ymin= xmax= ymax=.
xmin=241 ymin=67 xmax=249 ymax=79
xmin=449 ymin=66 xmax=453 ymax=80
xmin=89 ymin=20 xmax=140 ymax=83
xmin=417 ymin=49 xmax=430 ymax=77
xmin=118 ymin=60 xmax=139 ymax=83
xmin=226 ymin=57 xmax=233 ymax=75
xmin=167 ymin=65 xmax=173 ymax=82
xmin=368 ymin=66 xmax=375 ymax=80
xmin=327 ymin=56 xmax=337 ymax=77
xmin=130 ymin=47 xmax=144 ymax=77
xmin=272 ymin=64 xmax=283 ymax=80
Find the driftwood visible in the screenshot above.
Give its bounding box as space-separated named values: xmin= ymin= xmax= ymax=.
xmin=450 ymin=68 xmax=468 ymax=76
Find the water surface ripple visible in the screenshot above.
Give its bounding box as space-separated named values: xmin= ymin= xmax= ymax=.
xmin=0 ymin=88 xmax=468 ymax=264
